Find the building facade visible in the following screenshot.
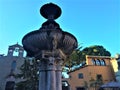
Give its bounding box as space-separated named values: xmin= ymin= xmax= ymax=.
xmin=64 ymin=55 xmax=116 ymax=90
xmin=115 ymin=54 xmax=120 ymax=82
xmin=0 ymin=43 xmax=119 ymax=90
xmin=0 ymin=43 xmax=25 ymax=90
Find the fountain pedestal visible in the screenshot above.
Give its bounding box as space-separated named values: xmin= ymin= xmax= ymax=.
xmin=22 ymin=3 xmax=78 ymax=90
xmin=39 ymin=50 xmax=64 ymax=90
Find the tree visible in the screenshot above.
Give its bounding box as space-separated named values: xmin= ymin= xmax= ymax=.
xmin=63 ymin=45 xmax=111 ymax=71
xmin=81 ymin=45 xmax=111 ymax=60
xmin=63 ymin=46 xmax=83 ymax=71
xmin=15 ymin=58 xmax=39 ymax=90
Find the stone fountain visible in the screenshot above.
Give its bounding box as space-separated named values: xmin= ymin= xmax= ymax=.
xmin=22 ymin=3 xmax=78 ymax=90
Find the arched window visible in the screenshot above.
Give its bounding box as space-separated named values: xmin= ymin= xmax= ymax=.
xmin=13 ymin=47 xmax=19 ymax=56
xmin=96 ymin=59 xmax=101 ymax=65
xmin=101 ymin=59 xmax=106 ymax=66
xmin=91 ymin=59 xmax=96 ymax=65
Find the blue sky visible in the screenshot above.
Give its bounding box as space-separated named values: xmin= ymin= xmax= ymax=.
xmin=0 ymin=0 xmax=120 ymax=57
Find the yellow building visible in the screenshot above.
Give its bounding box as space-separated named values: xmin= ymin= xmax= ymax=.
xmin=64 ymin=55 xmax=116 ymax=90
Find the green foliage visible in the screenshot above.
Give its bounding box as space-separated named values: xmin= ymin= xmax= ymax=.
xmin=15 ymin=58 xmax=39 ymax=90
xmin=63 ymin=46 xmax=83 ymax=71
xmin=81 ymin=45 xmax=111 ymax=61
xmin=15 ymin=80 xmax=38 ymax=90
xmin=82 ymin=45 xmax=111 ymax=56
xmin=64 ymin=45 xmax=111 ymax=71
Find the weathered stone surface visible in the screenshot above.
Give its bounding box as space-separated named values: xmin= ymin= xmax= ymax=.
xmin=22 ymin=3 xmax=78 ymax=90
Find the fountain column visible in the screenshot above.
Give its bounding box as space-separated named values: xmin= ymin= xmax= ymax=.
xmin=39 ymin=59 xmax=47 ymax=90
xmin=46 ymin=57 xmax=56 ymax=90
xmin=56 ymin=59 xmax=63 ymax=90
xmin=39 ymin=51 xmax=64 ymax=90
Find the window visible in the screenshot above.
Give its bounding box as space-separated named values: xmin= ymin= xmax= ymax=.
xmin=78 ymin=73 xmax=83 ymax=79
xmin=96 ymin=59 xmax=101 ymax=65
xmin=101 ymin=59 xmax=106 ymax=66
xmin=96 ymin=74 xmax=103 ymax=81
xmin=92 ymin=59 xmax=106 ymax=66
xmin=69 ymin=75 xmax=72 ymax=78
xmin=91 ymin=59 xmax=96 ymax=65
xmin=13 ymin=47 xmax=19 ymax=56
